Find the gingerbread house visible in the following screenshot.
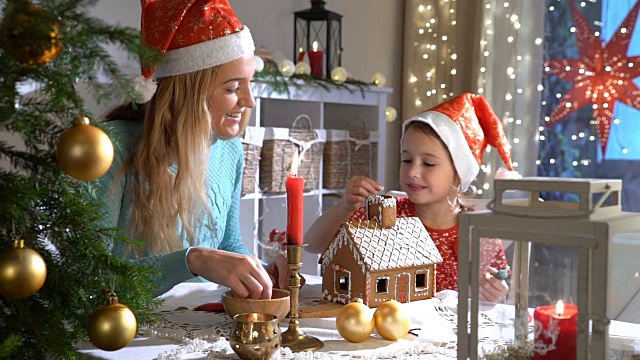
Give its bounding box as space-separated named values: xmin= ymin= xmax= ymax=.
xmin=319 ymin=195 xmax=443 ymax=308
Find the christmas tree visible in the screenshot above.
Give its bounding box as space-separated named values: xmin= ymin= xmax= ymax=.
xmin=0 ymin=0 xmax=160 ymax=358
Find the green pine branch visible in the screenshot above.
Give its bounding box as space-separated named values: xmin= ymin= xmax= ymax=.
xmin=252 ymin=58 xmax=373 ymax=99
xmin=0 ymin=0 xmax=161 ymax=358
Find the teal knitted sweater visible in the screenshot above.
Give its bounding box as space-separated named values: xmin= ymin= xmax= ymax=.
xmin=96 ymin=120 xmax=250 ymax=296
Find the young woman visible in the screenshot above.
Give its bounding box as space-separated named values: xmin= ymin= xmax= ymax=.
xmin=306 ymin=93 xmax=516 ymax=303
xmin=96 ymin=0 xmax=287 ymax=299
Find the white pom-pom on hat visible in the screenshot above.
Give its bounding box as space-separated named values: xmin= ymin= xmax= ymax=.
xmin=131 ymin=75 xmax=157 ymax=104
xmin=494 ymin=167 xmax=522 ymax=180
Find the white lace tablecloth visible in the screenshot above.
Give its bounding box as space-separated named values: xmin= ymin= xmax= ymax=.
xmin=78 ymin=276 xmax=640 ymax=360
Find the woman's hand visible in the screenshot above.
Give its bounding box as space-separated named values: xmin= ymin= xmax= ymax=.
xmin=344 ymin=176 xmax=383 ymax=211
xmin=479 ymin=267 xmax=509 ymax=303
xmin=187 ymin=247 xmax=273 ymax=300
xmin=264 ymin=253 xmax=306 ymax=289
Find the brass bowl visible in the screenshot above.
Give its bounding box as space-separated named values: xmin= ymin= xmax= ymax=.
xmin=222 ymin=288 xmax=290 ymax=321
xmin=230 ymin=312 xmax=281 ymax=360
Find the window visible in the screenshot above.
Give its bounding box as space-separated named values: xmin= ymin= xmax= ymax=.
xmin=339 ymin=275 xmax=349 ymax=290
xmin=376 ymin=276 xmax=390 ymax=294
xmin=415 ymin=268 xmax=430 ymax=291
xmin=334 ymin=269 xmax=351 ymax=294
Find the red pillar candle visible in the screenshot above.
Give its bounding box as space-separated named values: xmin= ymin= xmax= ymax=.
xmin=533 ymin=300 xmax=578 ymax=359
xmin=308 ymin=41 xmax=324 ymax=78
xmin=286 ymin=150 xmax=304 ymax=245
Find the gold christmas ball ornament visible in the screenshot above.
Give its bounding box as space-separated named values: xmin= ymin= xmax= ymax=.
xmin=335 ymin=299 xmax=375 ymax=343
xmin=88 ymin=294 xmax=137 ymax=351
xmin=56 ymin=116 xmax=114 ymax=181
xmin=373 ymin=300 xmax=411 ymax=341
xmin=0 ymin=2 xmax=63 ymax=65
xmin=0 ymin=240 xmax=47 ymax=299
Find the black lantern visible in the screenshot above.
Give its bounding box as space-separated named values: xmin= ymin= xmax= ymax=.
xmin=294 ymin=0 xmax=342 ymax=79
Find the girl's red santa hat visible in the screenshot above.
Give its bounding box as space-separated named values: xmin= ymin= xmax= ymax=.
xmin=403 ymin=93 xmax=517 ymax=191
xmin=134 ymin=0 xmax=255 ymax=102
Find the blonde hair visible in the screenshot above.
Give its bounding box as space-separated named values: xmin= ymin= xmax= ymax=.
xmin=128 ymin=67 xmax=219 ymax=255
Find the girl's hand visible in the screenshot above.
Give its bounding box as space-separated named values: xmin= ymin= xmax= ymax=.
xmin=187 ymin=248 xmax=273 ymax=300
xmin=343 ymin=176 xmax=383 ymax=211
xmin=480 ymin=266 xmax=509 ymax=303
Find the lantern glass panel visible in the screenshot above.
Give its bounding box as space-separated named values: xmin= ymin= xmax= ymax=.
xmin=467 ymin=237 xmax=581 ymax=358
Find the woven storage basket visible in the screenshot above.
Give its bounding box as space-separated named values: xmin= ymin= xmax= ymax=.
xmin=347 ymin=118 xmax=374 ymax=180
xmin=240 ymin=127 xmax=265 ymax=196
xmin=259 ymin=115 xmax=326 ymax=194
xmin=323 ymin=129 xmax=349 ymax=189
xmin=370 ymin=130 xmax=379 ymax=180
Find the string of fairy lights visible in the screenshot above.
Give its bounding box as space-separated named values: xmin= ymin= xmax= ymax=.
xmin=409 ymin=0 xmax=458 ymax=112
xmin=410 ymin=0 xmax=636 ymax=195
xmin=410 ymin=0 xmax=540 ymax=196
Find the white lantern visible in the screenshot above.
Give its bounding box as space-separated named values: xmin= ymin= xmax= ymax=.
xmin=457 ymin=177 xmax=640 ymax=360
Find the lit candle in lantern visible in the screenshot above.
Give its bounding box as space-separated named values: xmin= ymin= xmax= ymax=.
xmin=308 ymin=41 xmax=324 ymax=78
xmin=286 ymin=149 xmax=304 ymax=245
xmin=533 ymin=300 xmax=578 ymax=359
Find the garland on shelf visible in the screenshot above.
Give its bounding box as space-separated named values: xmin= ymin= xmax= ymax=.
xmin=252 ymin=59 xmax=372 ymax=98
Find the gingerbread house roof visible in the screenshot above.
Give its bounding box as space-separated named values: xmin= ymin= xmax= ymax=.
xmin=320 ymin=217 xmax=443 ymax=274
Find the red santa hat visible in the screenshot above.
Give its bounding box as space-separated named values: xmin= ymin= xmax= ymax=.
xmin=134 ymin=0 xmax=255 ymax=102
xmin=403 ymin=93 xmax=515 ymax=191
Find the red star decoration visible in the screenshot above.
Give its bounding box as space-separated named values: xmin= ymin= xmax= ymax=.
xmin=545 ymin=0 xmax=640 ymax=154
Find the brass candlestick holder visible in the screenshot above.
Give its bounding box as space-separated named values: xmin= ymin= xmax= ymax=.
xmin=280 ymin=245 xmax=323 ymax=352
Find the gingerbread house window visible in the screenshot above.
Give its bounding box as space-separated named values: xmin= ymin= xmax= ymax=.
xmin=415 ymin=269 xmax=430 ymax=292
xmin=376 ymin=276 xmax=390 ymax=294
xmin=335 ymin=269 xmax=351 ymax=294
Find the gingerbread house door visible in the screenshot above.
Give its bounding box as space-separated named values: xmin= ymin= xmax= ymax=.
xmin=395 ymin=273 xmax=410 ymax=303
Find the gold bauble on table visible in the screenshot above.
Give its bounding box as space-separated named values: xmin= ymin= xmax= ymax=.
xmin=87 ymin=294 xmax=137 ymax=351
xmin=335 ymin=299 xmax=375 ymax=343
xmin=0 ymin=239 xmax=47 ymax=299
xmin=373 ymin=300 xmax=411 ymax=341
xmin=56 ymin=116 xmax=114 ymax=181
xmin=0 ymin=2 xmax=63 ymax=65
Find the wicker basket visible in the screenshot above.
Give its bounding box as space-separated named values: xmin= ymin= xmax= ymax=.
xmin=323 ymin=130 xmax=349 ymax=189
xmin=323 ymin=119 xmax=379 ymax=188
xmin=370 ymin=130 xmax=379 ymax=180
xmin=240 ymin=127 xmax=265 ymax=196
xmin=259 ymin=115 xmax=326 ymax=193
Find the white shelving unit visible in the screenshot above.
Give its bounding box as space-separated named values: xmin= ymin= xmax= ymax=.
xmin=239 ymin=82 xmax=392 ymax=276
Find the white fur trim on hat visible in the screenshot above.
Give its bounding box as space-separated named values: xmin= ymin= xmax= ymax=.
xmin=154 ymin=26 xmax=255 ymax=79
xmin=404 ymin=111 xmax=479 ymax=191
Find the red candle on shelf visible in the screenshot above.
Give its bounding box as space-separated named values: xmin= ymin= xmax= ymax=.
xmin=533 ymin=300 xmax=578 ymax=359
xmin=286 ymin=149 xmax=304 ymax=245
xmin=308 ymin=41 xmax=324 ymax=78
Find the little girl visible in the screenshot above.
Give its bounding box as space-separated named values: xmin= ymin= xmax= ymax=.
xmin=305 ymin=93 xmax=515 ymax=303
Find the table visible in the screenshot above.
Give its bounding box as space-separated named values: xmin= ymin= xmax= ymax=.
xmin=78 ymin=276 xmax=640 ymax=359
